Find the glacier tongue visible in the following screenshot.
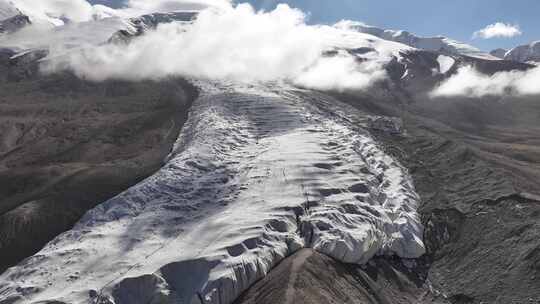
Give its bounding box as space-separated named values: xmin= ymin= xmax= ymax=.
xmin=0 ymin=83 xmax=424 ymax=304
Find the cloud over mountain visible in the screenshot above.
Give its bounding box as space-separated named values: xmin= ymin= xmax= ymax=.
xmin=42 ymin=3 xmax=388 ymax=91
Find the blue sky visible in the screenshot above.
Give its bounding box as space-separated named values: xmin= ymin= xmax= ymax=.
xmin=245 ymin=0 xmax=539 ymax=51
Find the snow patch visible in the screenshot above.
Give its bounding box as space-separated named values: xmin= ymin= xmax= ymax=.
xmin=437 ymin=55 xmax=455 ymax=74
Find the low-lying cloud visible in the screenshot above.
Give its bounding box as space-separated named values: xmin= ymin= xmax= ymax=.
xmin=41 ymin=3 xmax=387 ymax=92
xmin=431 ymin=65 xmax=540 ymax=97
xmin=473 ymin=22 xmax=522 ymax=39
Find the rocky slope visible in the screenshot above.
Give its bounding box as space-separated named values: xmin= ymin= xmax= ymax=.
xmin=0 ymin=48 xmax=198 ymax=273
xmin=0 ymin=0 xmax=30 ymax=35
xmin=235 ymin=249 xmax=448 ymax=304
xmin=330 ymin=51 xmax=540 ymax=303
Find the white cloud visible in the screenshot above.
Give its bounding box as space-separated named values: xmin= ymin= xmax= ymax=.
xmin=41 ymin=3 xmax=387 ymax=92
xmin=9 ymin=0 xmax=232 ymax=24
xmin=473 ymin=22 xmax=522 ymax=39
xmin=12 ymin=0 xmax=95 ymax=24
xmin=430 ymin=65 xmax=540 ymax=98
xmin=295 ymin=52 xmax=386 ymax=92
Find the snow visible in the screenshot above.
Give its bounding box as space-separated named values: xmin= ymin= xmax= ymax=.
xmin=437 ymin=55 xmax=455 ymax=74
xmin=331 ymin=21 xmax=412 ymax=59
xmin=337 ymin=20 xmax=499 ymax=60
xmin=401 ymin=68 xmax=409 ymax=79
xmin=0 ymin=16 xmax=133 ymax=51
xmin=504 ymin=41 xmax=540 ymax=63
xmin=0 ymin=0 xmax=18 ymax=21
xmin=0 ymin=82 xmax=425 ymax=304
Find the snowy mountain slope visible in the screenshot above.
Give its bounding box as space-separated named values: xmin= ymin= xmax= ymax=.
xmin=0 ymin=16 xmax=132 ymax=52
xmin=0 ymin=0 xmax=64 ymax=28
xmin=0 ymin=0 xmax=122 ymax=47
xmin=0 ymin=82 xmax=424 ymax=304
xmin=337 ymin=20 xmax=498 ymax=60
xmin=0 ymin=0 xmax=18 ymax=20
xmin=503 ymin=40 xmax=540 ymax=63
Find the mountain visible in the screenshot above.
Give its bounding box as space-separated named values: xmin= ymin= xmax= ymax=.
xmin=1 ymin=5 xmax=540 ymax=304
xmin=337 ymin=20 xmax=498 ymax=60
xmin=109 ymin=11 xmax=197 ymax=44
xmin=504 ymin=40 xmax=540 ymax=63
xmin=489 ymin=41 xmax=540 ymax=63
xmin=489 ymin=48 xmax=507 ymax=59
xmin=0 ymin=1 xmax=30 ymax=34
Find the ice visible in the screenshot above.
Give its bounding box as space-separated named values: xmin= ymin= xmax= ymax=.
xmin=0 ymin=83 xmax=424 ymax=304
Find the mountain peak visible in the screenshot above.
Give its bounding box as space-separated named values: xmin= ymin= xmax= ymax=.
xmin=336 ymin=20 xmax=497 ymax=60
xmin=504 ymin=40 xmax=540 ymax=63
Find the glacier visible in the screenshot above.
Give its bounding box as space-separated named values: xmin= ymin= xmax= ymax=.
xmin=0 ymin=82 xmax=425 ymax=304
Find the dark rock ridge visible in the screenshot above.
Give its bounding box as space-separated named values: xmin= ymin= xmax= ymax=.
xmin=0 ymin=13 xmax=30 ymax=34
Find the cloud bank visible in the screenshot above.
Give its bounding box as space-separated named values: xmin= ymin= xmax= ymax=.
xmin=473 ymin=22 xmax=522 ymax=39
xmin=431 ymin=65 xmax=540 ymax=97
xmin=41 ymin=3 xmax=387 ymax=92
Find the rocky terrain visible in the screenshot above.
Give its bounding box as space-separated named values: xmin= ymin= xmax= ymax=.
xmin=331 ymin=52 xmax=540 ymax=303
xmin=0 ymin=48 xmax=198 ymax=273
xmin=0 ymin=2 xmax=539 ymax=304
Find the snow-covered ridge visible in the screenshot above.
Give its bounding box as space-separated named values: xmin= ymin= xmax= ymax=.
xmin=337 ymin=20 xmax=498 ymax=60
xmin=0 ymin=83 xmax=424 ymax=304
xmin=0 ymin=0 xmax=18 ymax=21
xmin=503 ymin=41 xmax=540 ymax=63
